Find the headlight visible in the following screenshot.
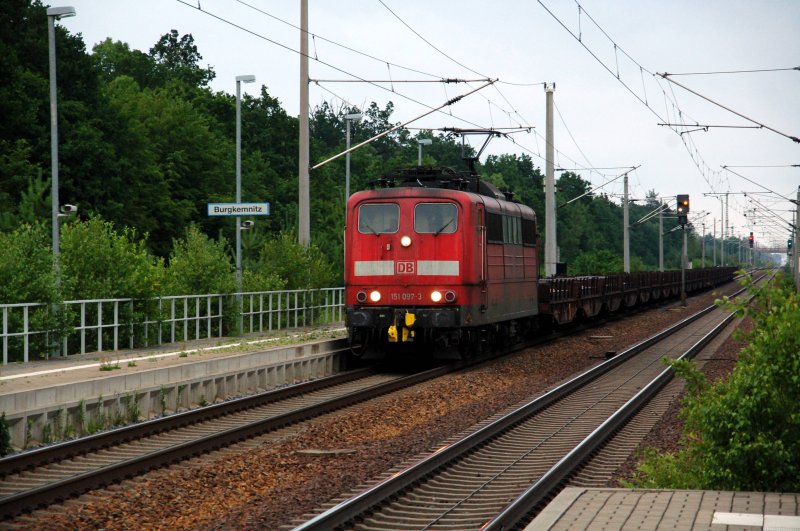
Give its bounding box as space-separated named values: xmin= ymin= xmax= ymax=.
xmin=430 ymin=290 xmax=443 ymax=302
xmin=369 ymin=290 xmax=382 ymax=302
xmin=400 ymin=235 xmax=412 ymax=247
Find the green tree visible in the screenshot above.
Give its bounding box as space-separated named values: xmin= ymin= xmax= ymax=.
xmin=102 ymin=76 xmax=231 ymax=256
xmin=92 ymin=38 xmax=161 ymax=89
xmin=149 ymin=29 xmax=215 ymax=89
xmin=58 ymin=216 xmax=164 ymax=352
xmin=570 ymin=249 xmax=622 ymax=275
xmin=481 ymin=153 xmax=543 ymax=212
xmin=0 ymin=0 xmax=102 ymax=232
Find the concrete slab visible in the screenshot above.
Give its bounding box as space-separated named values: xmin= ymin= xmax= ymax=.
xmin=525 ymin=488 xmax=800 ymax=531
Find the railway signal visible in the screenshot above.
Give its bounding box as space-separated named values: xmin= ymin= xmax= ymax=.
xmin=749 ymin=232 xmax=754 ymax=248
xmin=676 ymin=194 xmax=689 ymax=225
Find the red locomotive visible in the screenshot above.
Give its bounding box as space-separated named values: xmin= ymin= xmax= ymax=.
xmin=345 ymin=167 xmax=539 ymax=358
xmin=344 ymin=166 xmax=735 ymax=359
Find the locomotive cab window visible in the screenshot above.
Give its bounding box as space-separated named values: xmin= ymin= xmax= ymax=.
xmin=414 ymin=203 xmax=457 ymax=234
xmin=358 ymin=203 xmax=399 ymax=234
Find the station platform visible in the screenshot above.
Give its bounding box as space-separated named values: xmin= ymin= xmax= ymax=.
xmin=0 ymin=325 xmax=346 ymax=449
xmin=525 ymin=487 xmax=800 ymax=530
xmin=0 ymin=325 xmax=346 ymax=394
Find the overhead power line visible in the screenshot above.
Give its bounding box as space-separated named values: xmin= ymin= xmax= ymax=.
xmin=176 ymin=0 xmax=501 ymax=135
xmin=559 ymin=166 xmax=640 ymax=208
xmin=311 ymin=80 xmax=497 ymax=170
xmin=180 ymin=0 xmax=651 ymax=186
xmin=556 ymin=166 xmax=633 ymax=171
xmin=378 ymin=0 xmax=485 ymax=79
xmin=373 ymin=0 xmax=550 ymax=156
xmin=721 ymin=166 xmax=794 ymax=201
xmin=309 ymin=78 xmax=489 ymax=84
xmin=723 ymin=164 xmax=800 ymax=168
xmin=536 ymin=0 xmax=726 ymax=193
xmin=233 ymin=0 xmax=557 ymax=167
xmin=658 ymin=123 xmax=763 ymax=131
xmin=657 ymin=73 xmax=800 ymax=143
xmin=375 ymin=0 xmax=543 ymax=88
xmin=660 ymin=66 xmax=800 ymax=76
xmin=234 ymin=0 xmax=445 ymax=81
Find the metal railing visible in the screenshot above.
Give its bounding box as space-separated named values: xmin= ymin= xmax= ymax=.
xmin=0 ymin=288 xmax=344 ymax=364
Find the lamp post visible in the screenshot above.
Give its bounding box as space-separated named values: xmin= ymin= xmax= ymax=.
xmin=344 ymin=112 xmax=362 ymax=221
xmin=47 ymin=6 xmax=75 ymax=357
xmin=235 ymin=74 xmax=255 ymax=332
xmin=47 ymin=6 xmax=75 ymax=294
xmin=417 ymin=138 xmax=432 ymax=165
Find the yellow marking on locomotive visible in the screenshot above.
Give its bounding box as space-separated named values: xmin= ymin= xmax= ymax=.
xmin=403 ymin=312 xmax=416 ymax=342
xmin=388 ymin=312 xmax=416 ymax=343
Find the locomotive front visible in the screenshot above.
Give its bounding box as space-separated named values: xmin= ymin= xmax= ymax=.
xmin=345 ymin=186 xmax=481 ymax=358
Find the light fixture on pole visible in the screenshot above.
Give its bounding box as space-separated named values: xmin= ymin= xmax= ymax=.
xmin=417 ymin=138 xmax=432 ymax=165
xmin=344 ymin=112 xmax=362 ymax=221
xmin=47 ymin=5 xmax=75 ymax=357
xmin=235 ymin=74 xmax=255 ymax=332
xmin=47 ymin=6 xmax=75 ymax=292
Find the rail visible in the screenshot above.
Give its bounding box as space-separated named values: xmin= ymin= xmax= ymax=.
xmin=0 ymin=288 xmax=344 ymax=364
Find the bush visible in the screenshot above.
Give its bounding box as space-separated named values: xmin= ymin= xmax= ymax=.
xmin=60 ymin=216 xmax=164 ymax=300
xmin=164 ymin=224 xmax=235 ymax=295
xmin=60 ymin=216 xmax=164 ymax=352
xmin=163 ymin=225 xmax=238 ymax=335
xmin=0 ymin=412 xmax=12 ymax=456
xmin=253 ymin=231 xmax=335 ymax=289
xmin=0 ymin=222 xmax=59 ymax=303
xmin=0 ymin=223 xmax=69 ymax=359
xmin=241 ymin=268 xmax=286 ymax=293
xmin=627 ymin=271 xmax=800 ymax=491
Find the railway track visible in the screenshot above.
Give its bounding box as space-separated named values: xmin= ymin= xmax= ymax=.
xmin=292 ymin=273 xmax=765 ymax=531
xmin=0 ymin=357 xmax=459 ymax=520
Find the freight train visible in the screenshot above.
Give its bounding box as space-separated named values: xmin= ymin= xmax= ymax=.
xmin=344 ymin=166 xmax=735 ymax=359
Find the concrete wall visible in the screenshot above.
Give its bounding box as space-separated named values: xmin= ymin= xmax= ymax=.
xmin=1 ymin=341 xmax=345 ymax=449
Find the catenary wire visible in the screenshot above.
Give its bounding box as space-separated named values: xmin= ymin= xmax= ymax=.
xmin=178 ymin=0 xmax=646 ymax=191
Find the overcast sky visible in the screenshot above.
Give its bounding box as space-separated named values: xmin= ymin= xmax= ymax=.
xmin=60 ymin=0 xmax=799 ymax=251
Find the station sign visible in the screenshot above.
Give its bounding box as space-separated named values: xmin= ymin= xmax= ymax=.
xmin=207 ymin=202 xmax=270 ymax=216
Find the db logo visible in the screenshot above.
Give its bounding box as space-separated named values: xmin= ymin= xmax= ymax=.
xmin=396 ymin=261 xmax=416 ymax=274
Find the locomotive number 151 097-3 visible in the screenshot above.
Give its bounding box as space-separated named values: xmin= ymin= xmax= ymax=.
xmin=390 ymin=292 xmax=422 ymax=301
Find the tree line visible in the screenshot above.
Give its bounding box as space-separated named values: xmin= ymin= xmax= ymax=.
xmin=1 ymin=0 xmax=757 ymax=308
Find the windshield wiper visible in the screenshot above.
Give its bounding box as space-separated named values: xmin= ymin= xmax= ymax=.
xmin=433 ymin=217 xmax=455 ymax=236
xmin=363 ymin=222 xmax=380 ymax=236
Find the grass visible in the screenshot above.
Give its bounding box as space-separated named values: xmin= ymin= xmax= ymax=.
xmin=99 ymin=357 xmax=121 ymax=371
